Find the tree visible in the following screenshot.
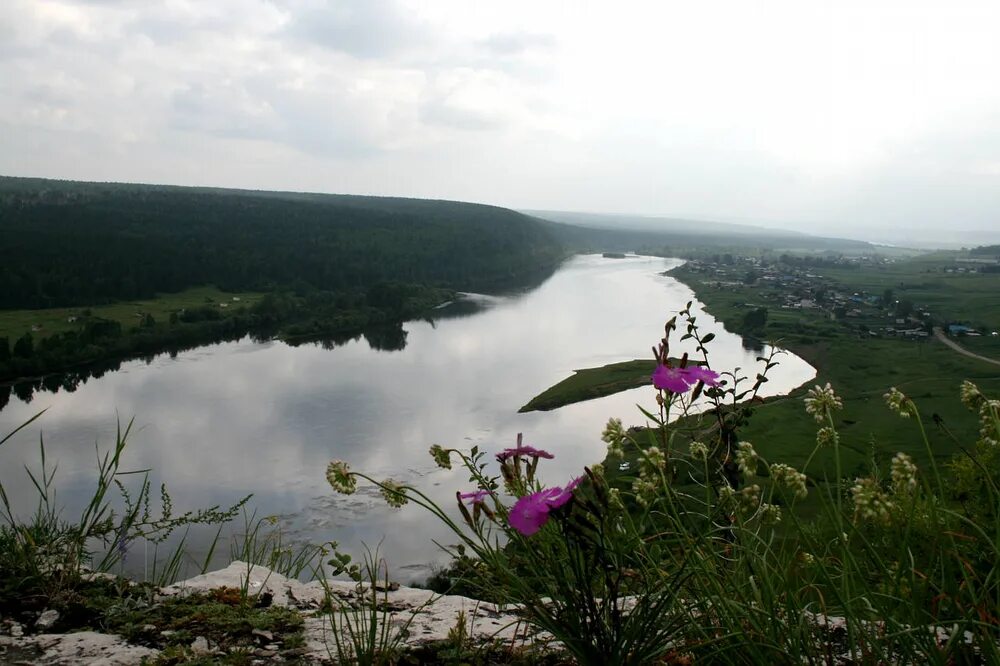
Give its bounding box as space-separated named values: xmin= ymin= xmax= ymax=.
xmin=0 ymin=337 xmax=9 ymax=362
xmin=882 ymin=288 xmax=894 ymax=306
xmin=741 ymin=307 xmax=768 ymax=333
xmin=895 ymin=299 xmax=914 ymax=319
xmin=13 ymin=333 xmax=34 ymax=358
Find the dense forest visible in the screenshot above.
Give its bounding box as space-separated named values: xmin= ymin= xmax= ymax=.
xmin=0 ymin=177 xmax=565 ymax=309
xmin=0 ymin=177 xmax=569 ymax=383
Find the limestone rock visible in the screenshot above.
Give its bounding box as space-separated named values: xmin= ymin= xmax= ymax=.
xmin=35 ymin=609 xmax=59 ymax=631
xmin=2 ymin=562 xmax=547 ymax=664
xmin=1 ymin=631 xmax=159 ymax=665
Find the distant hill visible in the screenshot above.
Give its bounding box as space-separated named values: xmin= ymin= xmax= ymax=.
xmin=525 ymin=209 xmax=875 ymax=254
xmin=970 ymin=244 xmax=1000 ymax=256
xmin=523 ymin=210 xmax=806 ymax=236
xmin=0 ymin=177 xmax=565 ymax=309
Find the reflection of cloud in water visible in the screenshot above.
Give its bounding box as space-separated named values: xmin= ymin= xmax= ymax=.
xmin=0 ymin=255 xmax=815 ymax=580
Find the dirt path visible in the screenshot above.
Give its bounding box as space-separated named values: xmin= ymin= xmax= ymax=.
xmin=933 ymin=327 xmax=1000 ymax=368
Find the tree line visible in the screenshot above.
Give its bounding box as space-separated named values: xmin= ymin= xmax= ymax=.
xmin=0 ymin=177 xmax=565 ymax=309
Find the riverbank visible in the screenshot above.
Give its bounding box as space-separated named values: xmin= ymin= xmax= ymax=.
xmin=0 ymin=283 xmax=455 ymax=396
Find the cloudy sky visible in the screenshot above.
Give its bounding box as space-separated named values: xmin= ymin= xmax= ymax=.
xmin=2 ymin=0 xmax=999 ymax=245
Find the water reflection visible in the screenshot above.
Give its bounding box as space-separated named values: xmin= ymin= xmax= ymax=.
xmin=3 ymin=296 xmax=498 ymax=408
xmin=0 ymin=255 xmax=815 ymax=581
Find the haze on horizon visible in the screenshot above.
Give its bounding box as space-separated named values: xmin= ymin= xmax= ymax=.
xmin=2 ymin=0 xmax=999 ymax=248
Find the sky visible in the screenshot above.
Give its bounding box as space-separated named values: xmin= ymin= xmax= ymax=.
xmin=2 ymin=0 xmax=999 ymax=246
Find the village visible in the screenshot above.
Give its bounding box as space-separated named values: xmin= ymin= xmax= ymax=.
xmin=674 ymin=253 xmax=999 ymax=341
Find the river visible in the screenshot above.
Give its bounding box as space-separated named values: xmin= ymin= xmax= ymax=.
xmin=0 ymin=255 xmax=815 ymax=581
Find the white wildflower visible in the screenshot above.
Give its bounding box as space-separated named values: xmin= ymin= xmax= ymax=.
xmin=851 ymin=477 xmax=894 ymax=523
xmin=379 ymin=479 xmax=409 ymax=508
xmin=960 ymin=380 xmax=982 ymax=410
xmin=735 ymin=441 xmax=759 ymax=477
xmin=890 ymin=453 xmax=918 ymax=494
xmin=770 ymin=463 xmax=808 ymax=499
xmin=429 ymin=444 xmax=452 ymax=470
xmin=884 ymin=387 xmax=914 ymax=418
xmin=602 ymin=417 xmax=625 ymax=444
xmin=816 ymin=426 xmax=839 ymax=448
xmin=804 ymin=383 xmax=843 ymax=423
xmin=759 ymin=503 xmax=781 ymax=525
xmin=326 ymin=460 xmax=357 ymax=495
xmin=644 ymin=446 xmax=666 ymax=470
xmin=689 ymin=441 xmax=709 ymax=460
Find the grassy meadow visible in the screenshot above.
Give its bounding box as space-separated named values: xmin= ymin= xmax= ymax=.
xmin=0 ymin=285 xmax=264 ymax=342
xmin=519 ymin=359 xmax=656 ymax=412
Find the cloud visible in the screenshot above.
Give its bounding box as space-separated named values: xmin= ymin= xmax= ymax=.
xmin=286 ymin=0 xmax=428 ymax=59
xmin=418 ymin=69 xmax=518 ymax=131
xmin=2 ymin=0 xmax=1000 ymax=246
xmin=479 ymin=31 xmax=555 ymax=56
xmin=170 ymin=81 xmax=281 ymax=140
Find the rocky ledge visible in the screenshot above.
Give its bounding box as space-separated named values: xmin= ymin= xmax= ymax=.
xmin=0 ymin=562 xmax=548 ymax=665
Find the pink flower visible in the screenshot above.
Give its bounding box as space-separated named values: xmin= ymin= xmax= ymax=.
xmin=508 ymin=477 xmax=583 ymax=536
xmin=496 ymin=445 xmax=554 ymax=463
xmin=458 ymin=489 xmax=490 ymax=505
xmin=684 ymin=365 xmax=721 ymax=386
xmin=651 ymin=365 xmax=720 ymax=393
xmin=652 ymin=365 xmax=692 ymax=392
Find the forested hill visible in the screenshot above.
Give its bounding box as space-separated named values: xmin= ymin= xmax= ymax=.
xmin=0 ymin=177 xmax=565 ymax=309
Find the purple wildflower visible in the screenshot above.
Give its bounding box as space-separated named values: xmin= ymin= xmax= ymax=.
xmin=458 ymin=489 xmax=490 ymax=505
xmin=508 ymin=476 xmax=583 ymax=536
xmin=113 ymin=533 xmax=131 ymax=563
xmin=496 ymin=445 xmax=554 ymax=463
xmin=684 ymin=365 xmax=721 ymax=386
xmin=651 ymin=364 xmax=721 ymax=393
xmin=652 ymin=365 xmax=692 ymax=392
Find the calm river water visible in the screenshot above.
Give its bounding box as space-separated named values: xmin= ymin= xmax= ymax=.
xmin=0 ymin=255 xmax=814 ymax=581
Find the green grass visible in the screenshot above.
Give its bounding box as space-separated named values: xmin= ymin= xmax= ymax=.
xmin=950 ymin=333 xmax=1000 ymax=359
xmin=519 ymin=360 xmax=656 ymax=412
xmin=741 ymin=340 xmax=1000 ymax=478
xmin=0 ymin=286 xmax=264 ymax=341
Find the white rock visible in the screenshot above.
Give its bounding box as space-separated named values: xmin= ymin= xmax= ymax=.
xmin=36 ymin=609 xmax=59 ymax=631
xmin=2 ymin=563 xmax=548 ymax=664
xmin=164 ymin=561 xmax=326 ymax=609
xmin=190 ymin=636 xmax=211 ymax=655
xmin=11 ymin=631 xmax=159 ymax=665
